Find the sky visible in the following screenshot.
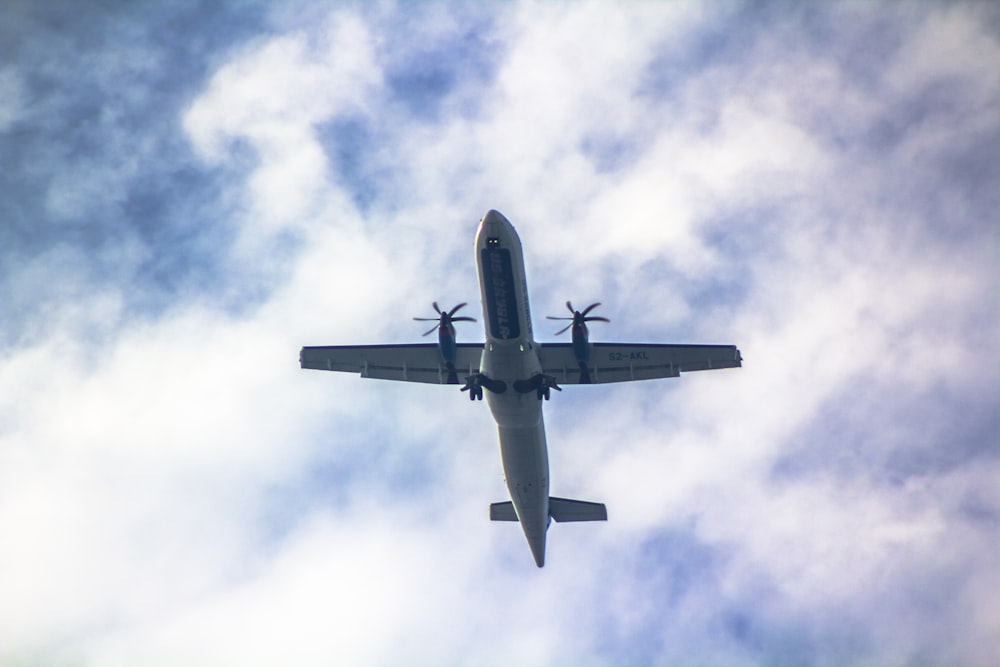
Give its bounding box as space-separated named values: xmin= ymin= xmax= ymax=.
xmin=1 ymin=1 xmax=998 ymax=665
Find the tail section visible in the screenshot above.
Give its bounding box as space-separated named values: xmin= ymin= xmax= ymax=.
xmin=489 ymin=497 xmax=607 ymax=523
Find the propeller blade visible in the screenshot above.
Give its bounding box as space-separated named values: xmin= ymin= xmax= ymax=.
xmin=421 ymin=324 xmax=440 ymax=336
xmin=417 ymin=302 xmax=476 ymax=332
xmin=549 ymin=300 xmax=609 ymax=333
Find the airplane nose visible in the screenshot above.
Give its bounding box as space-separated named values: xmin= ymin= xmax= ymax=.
xmin=482 ymin=209 xmax=510 ymax=226
xmin=476 ymin=209 xmax=518 ymax=251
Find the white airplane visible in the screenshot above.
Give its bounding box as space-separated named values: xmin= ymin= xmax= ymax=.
xmin=301 ymin=210 xmax=742 ymax=567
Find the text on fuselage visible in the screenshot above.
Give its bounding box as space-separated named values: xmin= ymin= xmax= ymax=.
xmin=482 ymin=248 xmax=521 ymax=340
xmin=607 ymin=351 xmax=650 ymax=361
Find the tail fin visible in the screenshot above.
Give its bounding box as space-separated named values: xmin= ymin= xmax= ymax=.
xmin=489 ymin=498 xmax=607 ymax=523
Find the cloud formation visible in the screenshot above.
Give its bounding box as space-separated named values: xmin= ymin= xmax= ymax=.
xmin=1 ymin=2 xmax=998 ymax=666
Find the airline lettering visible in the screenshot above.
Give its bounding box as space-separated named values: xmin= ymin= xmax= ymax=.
xmin=482 ymin=248 xmax=520 ymax=340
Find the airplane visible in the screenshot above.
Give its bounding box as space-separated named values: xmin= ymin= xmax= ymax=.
xmin=300 ymin=210 xmax=742 ymax=567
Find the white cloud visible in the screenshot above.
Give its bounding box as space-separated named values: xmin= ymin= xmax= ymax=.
xmin=184 ymin=11 xmax=381 ymax=234
xmin=886 ymin=4 xmax=1000 ymax=101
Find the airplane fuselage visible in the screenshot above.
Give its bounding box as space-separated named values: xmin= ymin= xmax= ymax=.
xmin=475 ymin=210 xmax=550 ymax=566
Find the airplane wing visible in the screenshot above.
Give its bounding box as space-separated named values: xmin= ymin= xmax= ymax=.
xmin=538 ymin=343 xmax=742 ymax=385
xmin=300 ymin=343 xmax=483 ymax=384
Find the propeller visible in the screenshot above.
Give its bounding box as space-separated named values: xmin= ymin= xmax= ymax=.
xmin=546 ymin=301 xmax=610 ymax=335
xmin=413 ymin=302 xmax=477 ymax=336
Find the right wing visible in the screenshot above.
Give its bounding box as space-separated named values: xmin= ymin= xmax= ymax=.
xmin=300 ymin=343 xmax=483 ymax=384
xmin=538 ymin=342 xmax=742 ymax=385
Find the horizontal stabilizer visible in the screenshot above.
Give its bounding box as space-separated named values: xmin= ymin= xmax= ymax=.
xmin=549 ymin=497 xmax=608 ymax=522
xmin=489 ymin=498 xmax=608 ymax=523
xmin=490 ymin=501 xmax=518 ymax=521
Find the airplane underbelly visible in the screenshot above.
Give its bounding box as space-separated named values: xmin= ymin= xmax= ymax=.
xmin=475 ymin=210 xmax=550 ymax=565
xmin=498 ymin=423 xmax=549 ymax=535
xmin=481 ymin=346 xmax=542 ymax=426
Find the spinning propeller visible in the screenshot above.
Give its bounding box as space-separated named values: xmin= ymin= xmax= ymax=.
xmin=546 ymin=301 xmax=610 ymax=335
xmin=413 ymin=302 xmax=477 ymax=336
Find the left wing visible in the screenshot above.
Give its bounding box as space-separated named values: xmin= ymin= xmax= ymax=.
xmin=539 ymin=342 xmax=742 ymax=385
xmin=300 ymin=343 xmax=483 ymax=384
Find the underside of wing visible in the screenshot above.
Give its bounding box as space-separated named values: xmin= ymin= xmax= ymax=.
xmin=300 ymin=343 xmax=483 ymax=384
xmin=539 ymin=342 xmax=742 ymax=385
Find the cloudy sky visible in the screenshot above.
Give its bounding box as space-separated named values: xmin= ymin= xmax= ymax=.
xmin=2 ymin=1 xmax=998 ymax=665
